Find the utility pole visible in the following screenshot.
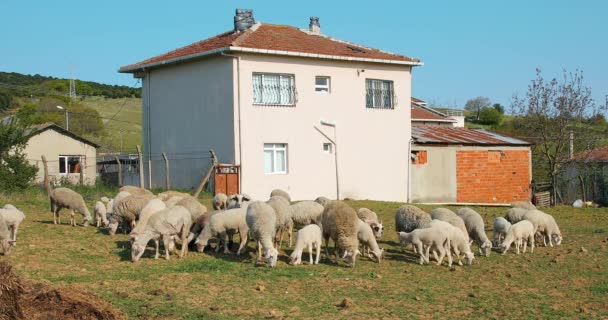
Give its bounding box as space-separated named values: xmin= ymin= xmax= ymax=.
xmin=69 ymin=65 xmax=77 ymax=100
xmin=569 ymin=131 xmax=574 ymax=159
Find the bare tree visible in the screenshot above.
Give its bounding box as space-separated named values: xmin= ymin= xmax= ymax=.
xmin=464 ymin=96 xmax=491 ymax=120
xmin=511 ymin=69 xmax=607 ymax=204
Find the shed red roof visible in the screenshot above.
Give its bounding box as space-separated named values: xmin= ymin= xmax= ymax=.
xmin=120 ymin=23 xmax=421 ymax=72
xmin=411 ymin=105 xmax=453 ymax=121
xmin=412 ymin=126 xmax=530 ymax=146
xmin=572 ymin=145 xmax=608 ymax=162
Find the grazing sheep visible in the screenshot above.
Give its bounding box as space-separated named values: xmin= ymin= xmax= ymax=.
xmin=246 ymin=201 xmax=279 ymax=267
xmin=94 ymin=201 xmax=109 ymax=227
xmin=319 ymin=201 xmax=360 ymax=266
xmin=270 ymin=189 xmax=291 ymax=203
xmin=213 ymin=193 xmax=228 ymax=210
xmin=175 ymin=196 xmax=207 ymax=221
xmin=0 ymin=205 xmax=25 ymax=244
xmin=429 ymin=220 xmax=474 ymax=266
xmin=131 ymin=205 xmax=192 ymax=262
xmin=0 ymin=215 xmax=16 ymax=255
xmin=357 ymin=208 xmax=384 ymax=239
xmin=187 ymin=211 xmax=219 ymax=243
xmin=511 ymin=201 xmax=536 ymax=210
xmin=314 ymin=196 xmax=331 ymax=207
xmin=164 ymin=196 xmax=185 ymax=208
xmin=227 ymin=193 xmax=252 ymax=209
xmin=493 ymin=217 xmax=511 ymax=246
xmin=109 ymin=194 xmax=155 ymax=235
xmin=456 ymin=208 xmax=492 ymax=257
xmin=500 ymin=220 xmax=535 ymax=254
xmin=266 ymin=196 xmax=293 ymax=247
xmin=289 ymin=224 xmax=322 ymax=265
xmin=290 ymin=201 xmax=324 ymax=226
xmin=356 ymin=220 xmax=383 ymax=263
xmin=505 ymin=208 xmax=529 ymax=224
xmin=156 ymin=190 xmax=190 ymax=201
xmin=48 ymin=187 xmax=92 ymax=227
xmin=129 ymin=199 xmax=167 ymax=241
xmin=522 ymin=210 xmax=562 ymax=247
xmin=398 ymin=227 xmax=450 ymax=265
xmin=394 ymin=205 xmax=431 ymax=233
xmin=195 ymin=204 xmax=250 ymax=255
xmin=111 ymin=191 xmax=131 ymax=213
xmin=119 ymin=186 xmax=153 ymax=196
xmin=431 ymin=208 xmax=469 ymax=243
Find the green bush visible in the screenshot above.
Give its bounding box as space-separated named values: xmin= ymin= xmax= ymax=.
xmin=478 ymin=107 xmax=503 ymax=125
xmin=0 ymin=120 xmax=38 ymax=191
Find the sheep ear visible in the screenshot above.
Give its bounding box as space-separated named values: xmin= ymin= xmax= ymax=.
xmin=243 ymin=194 xmax=251 ymax=201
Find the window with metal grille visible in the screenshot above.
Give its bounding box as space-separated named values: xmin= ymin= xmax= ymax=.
xmin=264 ymin=143 xmax=288 ymax=174
xmin=253 ymin=73 xmax=296 ymax=106
xmin=365 ymin=79 xmax=395 ymax=109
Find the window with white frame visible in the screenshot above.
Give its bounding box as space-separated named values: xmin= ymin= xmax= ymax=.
xmin=58 ymin=155 xmax=83 ymax=175
xmin=253 ymin=73 xmax=296 ymax=106
xmin=264 ymin=143 xmax=288 ymax=174
xmin=365 ymin=79 xmax=395 ymax=109
xmin=315 ymin=76 xmax=330 ymax=93
xmin=323 ymin=143 xmax=332 ymax=154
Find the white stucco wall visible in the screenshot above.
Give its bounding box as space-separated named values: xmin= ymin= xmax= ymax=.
xmin=234 ymin=54 xmax=412 ymax=201
xmin=24 ymin=129 xmax=97 ymax=185
xmin=142 ymin=56 xmax=235 ymax=190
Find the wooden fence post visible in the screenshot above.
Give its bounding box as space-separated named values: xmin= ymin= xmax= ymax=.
xmin=79 ymin=157 xmax=84 ymax=186
xmin=114 ymin=156 xmax=122 ymax=186
xmin=136 ymin=145 xmax=144 ymax=188
xmin=162 ymin=152 xmax=170 ymax=190
xmin=192 ymin=150 xmax=218 ymax=198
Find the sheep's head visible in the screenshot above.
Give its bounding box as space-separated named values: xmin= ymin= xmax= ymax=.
xmin=289 ymin=252 xmax=301 ymax=265
xmin=229 ymin=194 xmax=250 ymax=208
xmin=108 ymin=222 xmax=119 ymax=235
xmin=371 ymin=248 xmax=384 ymax=263
xmin=131 ymin=242 xmax=146 ymax=262
xmin=264 ymin=248 xmax=279 ymax=267
xmin=481 ymin=241 xmax=492 ymax=257
xmin=371 ymin=221 xmax=384 ymax=239
xmin=464 ymin=251 xmax=475 ymax=265
xmin=194 ymin=237 xmax=208 ymax=253
xmin=553 ymin=233 xmax=563 ymax=246
xmin=499 ymin=242 xmax=511 ymax=254
xmin=1 ymin=239 xmax=15 ymax=255
xmin=397 ymin=232 xmax=409 ymax=246
xmin=343 ymin=249 xmax=360 ymax=267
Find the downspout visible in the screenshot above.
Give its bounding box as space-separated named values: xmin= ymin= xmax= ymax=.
xmin=407 ymin=138 xmax=413 ymax=203
xmin=145 ymin=70 xmax=152 ymax=189
xmin=221 ymin=52 xmax=243 ymax=191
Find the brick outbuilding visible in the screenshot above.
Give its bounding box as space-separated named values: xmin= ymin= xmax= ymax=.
xmin=410 ymin=126 xmax=532 ymax=204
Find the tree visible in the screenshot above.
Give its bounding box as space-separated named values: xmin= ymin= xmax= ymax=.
xmin=511 ymin=69 xmax=607 ymax=204
xmin=0 ymin=119 xmax=38 ymax=191
xmin=478 ymin=107 xmax=503 ymax=125
xmin=464 ymin=96 xmax=491 ymax=121
xmin=493 ymin=103 xmax=505 ymax=114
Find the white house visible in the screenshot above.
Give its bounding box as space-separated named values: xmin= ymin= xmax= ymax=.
xmin=120 ymin=9 xmax=422 ymax=201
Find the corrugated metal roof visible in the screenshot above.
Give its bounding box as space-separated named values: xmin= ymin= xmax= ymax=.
xmin=412 ymin=126 xmax=530 ymax=146
xmin=572 ymin=145 xmax=608 ymax=162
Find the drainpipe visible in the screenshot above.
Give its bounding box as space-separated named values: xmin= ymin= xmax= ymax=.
xmin=407 ymin=138 xmax=413 ymax=203
xmin=221 ymin=52 xmax=243 ymax=191
xmin=145 ymin=70 xmax=152 ymax=189
xmin=317 ymin=120 xmax=340 ymax=200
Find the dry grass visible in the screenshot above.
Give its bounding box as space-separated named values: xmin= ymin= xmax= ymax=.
xmin=1 ymin=189 xmax=607 ymax=319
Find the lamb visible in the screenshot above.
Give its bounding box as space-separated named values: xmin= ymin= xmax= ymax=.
xmin=0 ymin=215 xmax=16 ymax=255
xmin=431 ymin=208 xmax=469 ymax=243
xmin=0 ymin=205 xmax=25 ymax=244
xmin=93 ymin=201 xmax=109 ymax=227
xmin=290 ymin=201 xmax=324 ymax=226
xmin=493 ymin=217 xmax=511 ymax=246
xmin=429 ymin=220 xmax=474 ymax=266
xmin=394 ymin=205 xmax=432 ymax=233
xmin=109 ymin=194 xmax=155 ymax=235
xmin=289 ymin=224 xmax=322 ymax=265
xmin=522 ymin=210 xmax=562 ymax=247
xmin=266 ymin=196 xmax=293 ymax=247
xmin=314 ymin=196 xmax=331 ymax=207
xmin=246 ymin=201 xmax=279 ymax=267
xmin=505 ymin=208 xmax=529 ymax=224
xmin=131 ymin=205 xmax=192 ymax=262
xmin=212 ymin=193 xmax=228 ymax=210
xmin=356 ymin=220 xmax=383 ymax=263
xmin=194 ymin=204 xmax=250 ymax=255
xmin=227 ymin=193 xmax=252 ymax=209
xmin=499 ymin=220 xmax=535 ymax=254
xmin=270 ymin=189 xmax=291 ymax=203
xmin=511 ymin=201 xmax=536 ymax=210
xmin=48 ymin=187 xmax=92 ymax=227
xmin=357 ymin=208 xmax=384 ymax=239
xmin=319 ymin=201 xmax=360 ymax=266
xmin=456 ymin=208 xmax=492 ymax=256
xmin=541 ymin=214 xmax=563 ymax=246
xmin=129 ymin=199 xmax=167 ymax=241
xmin=398 ymin=227 xmax=450 ymax=265
xmin=119 ymin=185 xmax=153 ymax=196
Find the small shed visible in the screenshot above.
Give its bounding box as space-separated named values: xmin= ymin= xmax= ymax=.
xmin=410 ymin=126 xmax=532 ymax=204
xmin=24 ymin=123 xmax=99 ymax=185
xmin=558 ymin=146 xmax=608 ymax=205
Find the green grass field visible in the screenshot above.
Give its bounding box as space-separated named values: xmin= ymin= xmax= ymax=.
xmin=1 ymin=188 xmax=607 ymax=319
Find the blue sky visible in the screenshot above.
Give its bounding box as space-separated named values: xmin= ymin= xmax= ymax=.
xmin=1 ymin=0 xmax=606 ymax=108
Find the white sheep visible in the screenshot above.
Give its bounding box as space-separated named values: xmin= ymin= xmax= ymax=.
xmin=174 ymin=196 xmax=208 ymax=221
xmin=270 ymin=189 xmax=291 ymax=203
xmin=522 ymin=210 xmax=562 ymax=247
xmin=0 ymin=215 xmax=15 ymax=255
xmin=456 ymin=208 xmax=492 ymax=256
xmin=119 ymin=185 xmax=154 ymax=196
xmin=357 ymin=207 xmax=384 ymax=239
xmin=499 ymin=220 xmax=535 ymax=254
xmin=213 ymin=193 xmax=228 ymax=210
xmin=493 ymin=217 xmax=511 ymax=246
xmin=289 ymin=224 xmax=322 ymax=265
xmin=93 ymin=201 xmax=109 ymax=227
xmin=266 ymin=196 xmax=293 ymax=247
xmin=511 ymin=201 xmax=536 ymax=210
xmin=247 ymin=201 xmax=279 ymax=267
xmin=109 ymin=194 xmax=155 ymax=235
xmin=0 ymin=205 xmax=25 ymax=244
xmin=164 ymin=196 xmax=185 ymax=208
xmin=290 ymin=201 xmax=324 ymax=226
xmin=156 ymin=190 xmax=190 ymax=201
xmin=505 ymin=208 xmax=529 ymax=224
xmin=356 ymin=220 xmax=383 ymax=263
xmin=194 ymin=204 xmax=250 ymax=255
xmin=105 ymin=198 xmax=114 ymax=216
xmin=398 ymin=227 xmax=450 ymax=265
xmin=394 ymin=205 xmax=431 ymax=233
xmin=111 ymin=191 xmax=131 ymax=213
xmin=431 ymin=208 xmax=469 ymax=243
xmin=131 ymin=205 xmax=192 ymax=262
xmin=429 ymin=220 xmax=474 ymax=266
xmin=48 ymin=187 xmax=92 ymax=227
xmin=314 ymin=196 xmax=331 ymax=207
xmin=319 ymin=201 xmax=360 ymax=266
xmin=129 ymin=198 xmax=167 ymax=241
xmin=227 ymin=193 xmax=252 ymax=209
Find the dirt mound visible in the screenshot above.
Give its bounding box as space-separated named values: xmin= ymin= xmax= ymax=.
xmin=0 ymin=262 xmax=125 ymax=320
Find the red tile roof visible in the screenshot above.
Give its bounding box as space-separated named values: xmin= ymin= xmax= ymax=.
xmin=572 ymin=145 xmax=608 ymax=162
xmin=412 ymin=126 xmax=530 ymax=146
xmin=411 ymin=105 xmax=453 ymax=121
xmin=411 ymin=97 xmax=426 ymax=104
xmin=120 ymin=24 xmax=421 ymax=72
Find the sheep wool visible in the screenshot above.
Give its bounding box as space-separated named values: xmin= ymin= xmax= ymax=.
xmin=246 ymin=201 xmax=279 ymax=267
xmin=270 ymin=189 xmax=291 ymax=203
xmin=394 ymin=205 xmax=431 ymax=233
xmin=49 ymin=187 xmax=92 ymax=227
xmin=321 ymin=201 xmax=360 ymax=266
xmin=290 ymin=201 xmax=324 ymax=226
xmin=212 ymin=193 xmax=228 ymax=210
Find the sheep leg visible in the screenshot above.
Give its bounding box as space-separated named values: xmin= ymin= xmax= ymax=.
xmin=154 ymin=239 xmax=160 ymax=259
xmin=179 ymin=226 xmax=188 ymax=259
xmin=522 ymin=239 xmax=527 ymax=253
xmin=220 ymin=232 xmax=231 ymax=254
xmin=163 ymin=236 xmax=172 ymax=260
xmin=323 ymin=236 xmax=331 ymax=262
xmin=547 ymin=233 xmax=553 ymax=247
xmin=334 ymin=240 xmax=340 ymax=264
xmin=436 ymin=245 xmax=446 ymax=266
xmin=416 ymin=243 xmax=426 ymax=264
xmin=315 ymin=242 xmax=321 ymax=265
xmin=236 ymin=229 xmax=248 ymax=255
xmin=516 ymin=239 xmax=521 ymax=254
xmin=255 ymin=241 xmax=261 ymax=265
xmin=70 ymin=210 xmax=75 ymax=227
xmin=529 ymin=235 xmax=535 ymax=253
xmin=288 ymin=224 xmax=293 ymax=247
xmin=307 ymin=243 xmax=313 ymax=265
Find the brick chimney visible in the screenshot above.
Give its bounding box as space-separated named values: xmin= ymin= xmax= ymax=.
xmin=309 ymin=17 xmax=320 ymax=34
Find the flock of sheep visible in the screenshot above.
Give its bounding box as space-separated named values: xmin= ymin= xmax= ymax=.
xmin=0 ymin=186 xmax=563 ymax=270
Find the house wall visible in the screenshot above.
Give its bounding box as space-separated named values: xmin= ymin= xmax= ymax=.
xmin=411 ymin=145 xmax=531 ymax=203
xmin=24 ymin=129 xmax=97 ymax=185
xmin=235 ymin=53 xmax=412 ymax=201
xmin=142 ymin=56 xmax=235 ymax=190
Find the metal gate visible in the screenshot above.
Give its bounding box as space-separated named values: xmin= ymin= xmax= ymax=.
xmin=214 ymin=164 xmax=240 ymax=195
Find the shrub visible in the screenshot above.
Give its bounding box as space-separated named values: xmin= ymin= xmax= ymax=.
xmin=0 ymin=120 xmax=38 ymax=191
xmin=478 ymin=107 xmax=503 ymax=125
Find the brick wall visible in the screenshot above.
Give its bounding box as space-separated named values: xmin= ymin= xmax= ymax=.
xmin=456 ymin=150 xmax=530 ymax=203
